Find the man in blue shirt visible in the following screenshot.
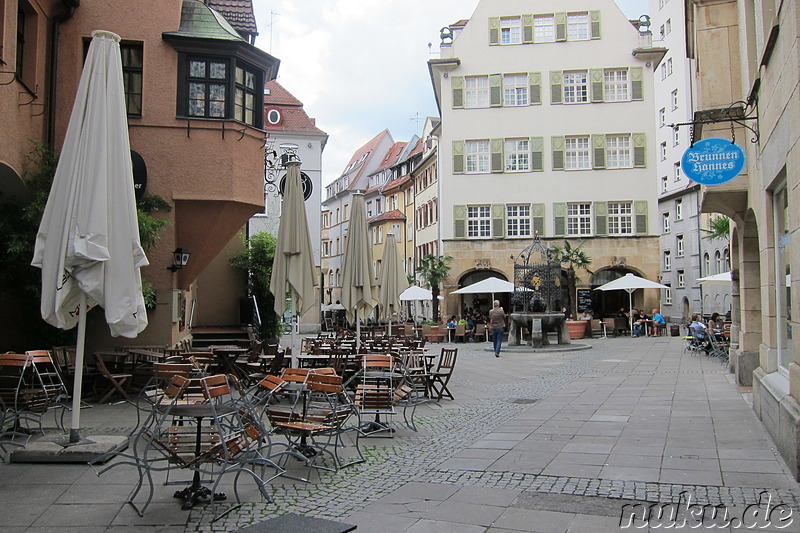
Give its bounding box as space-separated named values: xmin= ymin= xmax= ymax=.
xmin=650 ymin=308 xmax=666 ymax=336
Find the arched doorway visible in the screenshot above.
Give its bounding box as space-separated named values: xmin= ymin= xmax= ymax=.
xmin=456 ymin=270 xmax=509 ymax=317
xmin=590 ymin=267 xmax=638 ymax=317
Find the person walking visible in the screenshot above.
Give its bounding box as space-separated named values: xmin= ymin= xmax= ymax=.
xmin=488 ymin=300 xmax=506 ymax=357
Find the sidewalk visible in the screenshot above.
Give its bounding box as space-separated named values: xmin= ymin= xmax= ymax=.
xmin=1 ymin=335 xmax=798 ymax=532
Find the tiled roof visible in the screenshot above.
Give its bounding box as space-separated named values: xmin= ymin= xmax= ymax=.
xmin=377 ymin=142 xmax=407 ymax=171
xmin=264 ymin=80 xmax=303 ymax=106
xmin=342 ymin=129 xmax=392 ymax=189
xmin=451 ymin=19 xmax=469 ymax=27
xmin=264 ymin=80 xmax=327 ymax=136
xmin=164 ymin=0 xmax=244 ymax=41
xmin=382 ymin=174 xmax=412 ymax=193
xmin=206 ymin=0 xmax=258 ymax=35
xmin=368 ymin=209 xmax=406 ymax=224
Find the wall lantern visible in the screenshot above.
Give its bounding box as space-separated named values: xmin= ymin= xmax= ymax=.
xmin=167 ymin=248 xmax=191 ymax=272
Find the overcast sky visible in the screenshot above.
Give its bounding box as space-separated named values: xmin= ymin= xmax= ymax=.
xmin=251 ymin=1 xmax=650 ymax=185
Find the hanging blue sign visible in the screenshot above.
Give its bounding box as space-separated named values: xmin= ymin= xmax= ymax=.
xmin=681 ymin=138 xmax=746 ymax=186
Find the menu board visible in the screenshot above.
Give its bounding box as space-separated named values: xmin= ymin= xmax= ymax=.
xmin=577 ymin=289 xmax=593 ymax=312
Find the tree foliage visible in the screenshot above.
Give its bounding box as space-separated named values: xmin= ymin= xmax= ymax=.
xmin=551 ymin=240 xmax=593 ymax=317
xmin=416 ymin=254 xmax=452 ymax=321
xmin=229 ymin=231 xmax=281 ymax=340
xmin=702 ymin=215 xmax=730 ymax=241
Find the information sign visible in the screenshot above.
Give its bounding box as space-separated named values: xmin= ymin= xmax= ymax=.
xmin=681 ymin=138 xmax=745 ymax=186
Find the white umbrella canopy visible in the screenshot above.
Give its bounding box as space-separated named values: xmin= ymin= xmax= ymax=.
xmin=594 ymin=273 xmax=669 ymax=332
xmin=452 ymin=277 xmax=514 ymax=301
xmin=31 ymin=31 xmax=148 ymax=443
xmin=377 ymin=233 xmax=409 ymax=333
xmin=400 ymin=285 xmax=433 ymax=301
xmin=340 ymin=193 xmax=377 ymax=346
xmin=697 ymin=272 xmax=732 ymax=284
xmin=269 ymin=160 xmax=317 ymax=365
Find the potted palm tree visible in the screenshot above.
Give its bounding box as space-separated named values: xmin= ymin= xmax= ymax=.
xmin=416 ymin=254 xmax=452 ymax=323
xmin=551 ymin=241 xmax=593 ymax=339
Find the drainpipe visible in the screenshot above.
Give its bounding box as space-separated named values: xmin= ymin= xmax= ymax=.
xmin=46 ymin=0 xmax=79 ymax=147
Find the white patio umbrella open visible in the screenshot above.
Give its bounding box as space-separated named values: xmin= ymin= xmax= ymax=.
xmin=340 ymin=193 xmax=377 ymax=349
xmin=377 ymin=233 xmax=409 ymax=335
xmin=452 ymin=277 xmax=515 ymax=302
xmin=697 ymin=272 xmax=732 ymax=284
xmin=31 ymin=31 xmax=148 ymax=444
xmin=269 ymin=160 xmax=317 ymax=367
xmin=400 ymin=285 xmax=433 ymax=301
xmin=594 ymin=273 xmax=668 ymax=332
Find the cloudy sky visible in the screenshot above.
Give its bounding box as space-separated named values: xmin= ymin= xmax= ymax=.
xmin=251 ymin=1 xmax=650 ymax=185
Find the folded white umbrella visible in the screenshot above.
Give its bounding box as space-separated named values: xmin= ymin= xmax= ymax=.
xmin=377 ymin=233 xmax=409 ymax=335
xmin=31 ymin=31 xmax=148 ymax=443
xmin=340 ymin=193 xmax=377 ymax=348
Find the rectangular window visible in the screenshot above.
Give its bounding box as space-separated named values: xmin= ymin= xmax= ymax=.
xmin=671 ymin=89 xmax=679 ymax=109
xmin=673 ymin=127 xmax=680 ymax=146
xmin=567 ymin=12 xmax=589 ymax=41
xmin=660 ymin=142 xmax=667 ymax=161
xmin=565 ymin=136 xmax=590 ymax=169
xmin=666 ymin=19 xmax=672 ymax=34
xmin=465 ymin=76 xmax=489 ymax=108
xmin=659 ymin=108 xmax=666 ymax=127
xmin=567 ymin=203 xmax=592 ymax=236
xmin=674 ymin=162 xmax=681 ymax=181
xmin=608 ymin=202 xmax=633 ymax=235
xmin=667 ymin=58 xmax=673 ymax=76
xmin=534 ymin=15 xmax=555 ymax=43
xmin=665 ymin=284 xmax=672 ymax=304
xmin=505 ymin=138 xmax=529 ymax=172
xmin=661 ymin=63 xmax=667 ymax=80
xmin=563 ymin=71 xmax=588 ymax=103
xmin=408 ymin=221 xmax=413 ymax=241
xmin=234 ymin=65 xmax=258 ymax=126
xmin=662 ymin=176 xmax=669 ymax=193
xmin=664 ymin=251 xmax=672 ymax=270
xmin=467 ymin=205 xmax=491 ymax=238
xmin=500 ymin=17 xmax=522 ymax=45
xmin=678 ymin=269 xmax=685 ymax=288
xmin=603 ymin=69 xmax=629 ymax=101
xmin=659 ymin=25 xmax=665 ymax=40
xmin=675 ymin=198 xmax=683 ymax=220
xmin=606 ymin=135 xmax=632 ymax=168
xmin=188 ymin=58 xmax=228 ymax=118
xmin=676 ymin=235 xmax=685 ymax=256
xmin=120 ymin=43 xmax=143 ymax=116
xmin=507 ymin=204 xmax=531 ymax=237
xmin=503 ymin=74 xmax=528 ymax=106
xmin=663 ymin=212 xmax=670 ymax=233
xmin=466 ymin=140 xmax=490 ymax=173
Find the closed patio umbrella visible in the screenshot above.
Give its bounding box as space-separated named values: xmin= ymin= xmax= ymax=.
xmin=377 ymin=233 xmax=409 ymax=335
xmin=594 ymin=273 xmax=668 ymax=333
xmin=31 ymin=31 xmax=148 ymax=444
xmin=269 ymin=159 xmax=317 ymax=367
xmin=340 ymin=193 xmax=377 ymax=349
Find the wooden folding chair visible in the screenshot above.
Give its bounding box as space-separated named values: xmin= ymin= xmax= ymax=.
xmin=428 ymin=348 xmax=458 ymax=401
xmin=93 ymin=352 xmax=133 ymax=403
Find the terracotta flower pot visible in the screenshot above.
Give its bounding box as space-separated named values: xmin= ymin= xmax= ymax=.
xmin=566 ymin=320 xmax=587 ymax=340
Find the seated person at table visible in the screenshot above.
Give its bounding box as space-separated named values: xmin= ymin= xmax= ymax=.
xmin=690 ymin=314 xmax=711 ymax=353
xmin=707 ymin=312 xmax=721 ymax=332
xmin=579 ymin=311 xmax=592 ymax=320
xmin=617 ymin=308 xmax=628 ymax=318
xmin=446 ymin=315 xmax=457 ymax=329
xmin=632 ymin=311 xmax=648 ymax=337
xmin=650 ymin=309 xmax=666 ymax=336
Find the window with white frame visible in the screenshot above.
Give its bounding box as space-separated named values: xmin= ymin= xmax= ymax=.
xmin=673 ymin=126 xmax=680 ymax=146
xmin=704 ymin=252 xmax=710 ymax=276
xmin=659 ymin=108 xmax=666 ymax=127
xmin=664 ymin=284 xmax=672 ymax=304
xmin=678 ymin=269 xmax=685 ymax=287
xmin=663 ymin=212 xmax=670 ymax=233
xmin=466 ymin=140 xmax=490 ymax=173
xmin=666 ymin=19 xmax=672 ymax=34
xmin=565 ymin=136 xmax=590 ymax=169
xmin=407 ymin=221 xmax=413 ymax=241
xmin=662 ymin=176 xmax=669 ymax=193
xmin=500 ymin=17 xmax=522 ymax=45
xmin=506 ymin=204 xmax=531 ymax=237
xmin=322 ymin=241 xmax=329 ymax=257
xmin=660 ymin=142 xmax=667 ymax=160
xmin=604 ymin=69 xmax=629 ymax=101
xmin=504 ymin=74 xmax=528 ymax=106
xmin=366 ymin=201 xmax=373 ymax=218
xmin=659 ymin=25 xmax=665 ymax=40
xmin=671 ymin=89 xmax=678 ymax=109
xmin=505 ymin=138 xmax=530 ymax=171
xmin=676 ymin=235 xmax=685 ymax=256
xmin=467 ymin=205 xmax=491 ymax=238
xmin=674 ymin=162 xmax=681 ymax=181
xmin=465 ymin=76 xmax=489 ymax=108
xmin=567 ymin=203 xmax=592 ymax=236
xmin=664 ymin=250 xmax=672 ymax=270
xmin=606 ymin=135 xmax=632 ymax=168
xmin=534 ymin=14 xmax=555 ymax=43
xmin=675 ymin=198 xmax=683 ymax=220
xmin=567 ymin=12 xmax=589 ymax=41
xmin=608 ymin=202 xmax=633 ymax=235
xmin=661 ymin=63 xmax=667 ymax=80
xmin=563 ymin=71 xmax=588 ymax=103
xmin=723 ymin=248 xmax=730 ymax=270
xmin=667 ymin=58 xmax=673 ymax=76
xmin=715 ymin=250 xmax=722 ymax=273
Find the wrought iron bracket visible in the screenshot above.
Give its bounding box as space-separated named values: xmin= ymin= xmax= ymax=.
xmin=668 ymin=99 xmax=759 ymax=145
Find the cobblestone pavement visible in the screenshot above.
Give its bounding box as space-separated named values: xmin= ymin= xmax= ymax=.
xmin=1 ymin=335 xmax=798 ymax=532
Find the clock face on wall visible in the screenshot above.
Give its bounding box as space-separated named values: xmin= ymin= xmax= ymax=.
xmin=278 ymin=171 xmax=313 ymax=200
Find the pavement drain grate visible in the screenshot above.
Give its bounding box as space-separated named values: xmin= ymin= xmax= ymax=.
xmin=510 ymin=398 xmax=539 ymax=404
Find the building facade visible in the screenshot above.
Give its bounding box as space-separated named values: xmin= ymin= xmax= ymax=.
xmin=430 ymin=0 xmax=661 ymax=319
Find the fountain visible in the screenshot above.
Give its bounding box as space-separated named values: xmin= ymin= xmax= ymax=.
xmin=508 ymin=234 xmax=570 ymax=348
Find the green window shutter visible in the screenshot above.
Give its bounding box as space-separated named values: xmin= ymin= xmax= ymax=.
xmin=555 ymin=13 xmax=567 ymax=41
xmin=550 ymin=71 xmax=563 ymax=104
xmin=489 ymin=17 xmax=500 ymax=45
xmin=553 ymin=202 xmax=566 ymax=237
xmin=594 ymin=201 xmax=608 ymax=236
xmin=489 ymin=74 xmax=503 ymax=107
xmin=453 ymin=205 xmax=466 ymax=239
xmin=590 ymin=68 xmax=604 ymax=102
xmin=532 ymin=203 xmax=546 ymax=236
xmin=592 ymin=134 xmax=607 ymax=169
xmin=551 ymin=136 xmax=565 ymax=171
xmin=490 ymin=138 xmax=504 ymax=173
xmin=452 ymin=76 xmax=464 ymax=109
xmin=630 ymin=66 xmax=644 ymax=101
xmin=522 ymin=14 xmax=533 ymax=43
xmin=453 ymin=140 xmax=465 ymax=174
xmin=529 ymin=72 xmax=541 ymax=105
xmin=635 ymin=200 xmax=648 ymax=235
xmin=633 ymin=132 xmax=646 ymax=168
xmin=492 ymin=204 xmax=505 ymax=238
xmin=530 ymin=136 xmax=544 ymax=171
xmin=590 ymin=10 xmax=601 ymax=39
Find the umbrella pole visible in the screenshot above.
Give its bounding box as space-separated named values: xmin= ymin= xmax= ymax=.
xmin=69 ymin=293 xmax=87 ymax=444
xmin=628 ymin=290 xmax=634 ymax=334
xmin=290 ymin=293 xmax=298 ymax=368
xmin=356 ymin=309 xmax=361 ymax=351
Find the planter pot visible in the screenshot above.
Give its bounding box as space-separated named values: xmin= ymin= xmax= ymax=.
xmin=566 ymin=320 xmax=587 ymax=340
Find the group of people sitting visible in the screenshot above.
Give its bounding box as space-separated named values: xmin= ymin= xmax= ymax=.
xmin=630 ymin=308 xmax=667 ymax=338
xmin=445 ymin=308 xmax=489 ymax=342
xmin=687 ymin=312 xmax=727 ymax=353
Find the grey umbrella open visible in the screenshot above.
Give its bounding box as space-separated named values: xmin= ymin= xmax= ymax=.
xmin=31 ymin=31 xmax=148 ymax=444
xmin=340 ymin=193 xmax=377 ymax=349
xmin=377 ymin=233 xmax=409 ymax=335
xmin=269 ymin=160 xmax=317 ymax=367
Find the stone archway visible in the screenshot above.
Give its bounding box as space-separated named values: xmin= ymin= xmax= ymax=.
xmin=456 ymin=270 xmax=509 ymax=316
xmin=590 ymin=266 xmax=640 ymax=317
